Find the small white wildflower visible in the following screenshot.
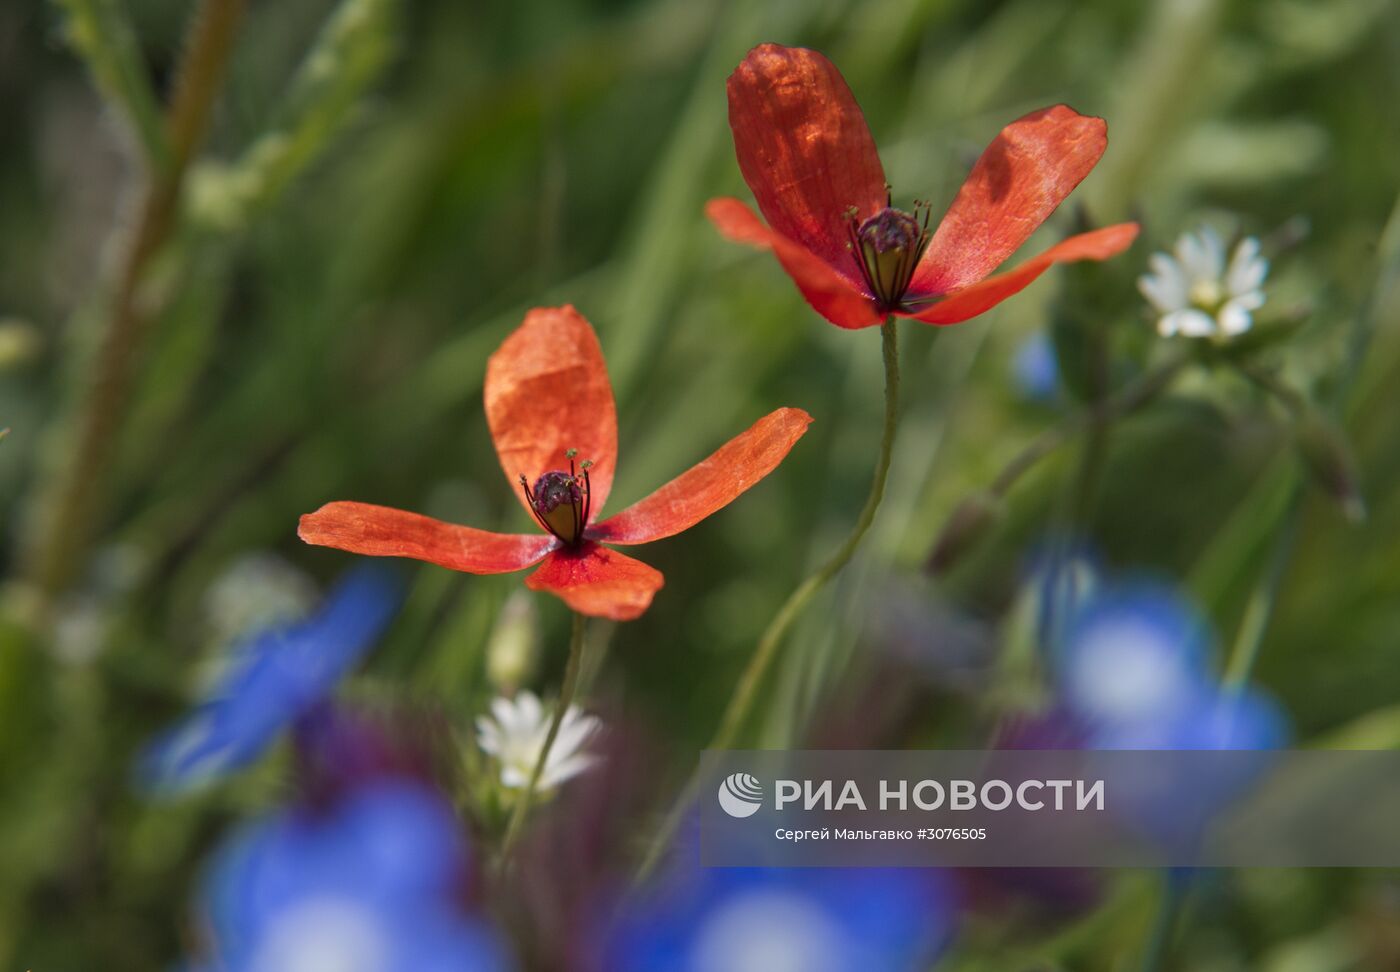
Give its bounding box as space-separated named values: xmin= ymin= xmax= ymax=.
xmin=1138 ymin=226 xmax=1268 ymax=339
xmin=476 ymin=690 xmax=600 ymax=791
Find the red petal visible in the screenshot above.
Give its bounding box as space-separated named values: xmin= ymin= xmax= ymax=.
xmin=484 ymin=306 xmax=619 ymax=519
xmin=525 ymin=543 xmax=664 ymax=621
xmin=707 ymin=198 xmax=883 ymax=330
xmin=727 ymin=44 xmax=887 ymax=278
xmin=588 ymin=407 xmax=813 ymax=545
xmin=911 ymin=106 xmax=1109 ymax=297
xmin=299 ymin=502 xmax=557 ymax=573
xmin=901 ymin=223 xmax=1139 ymax=326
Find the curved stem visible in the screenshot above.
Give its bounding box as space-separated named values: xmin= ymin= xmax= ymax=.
xmin=713 ymin=317 xmax=900 ymax=750
xmin=635 ymin=317 xmax=901 ymax=879
xmin=499 ymin=611 xmax=586 ymax=862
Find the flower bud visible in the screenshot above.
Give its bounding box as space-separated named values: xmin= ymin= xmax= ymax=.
xmin=486 ymin=592 xmax=540 ymax=693
xmin=0 ymin=318 xmax=40 ymax=370
xmin=1294 ymin=412 xmax=1366 ymax=522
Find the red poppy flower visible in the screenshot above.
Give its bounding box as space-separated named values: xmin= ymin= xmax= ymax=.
xmin=709 ymin=44 xmax=1140 ymax=329
xmin=299 ymin=306 xmax=812 ymax=621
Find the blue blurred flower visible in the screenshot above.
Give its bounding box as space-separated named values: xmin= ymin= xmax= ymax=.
xmin=1052 ymin=581 xmax=1212 ymax=744
xmin=1052 ymin=579 xmax=1289 ymax=853
xmin=1051 ymin=577 xmax=1289 ymax=749
xmin=136 ymin=565 xmax=402 ymax=796
xmin=1011 ymin=330 xmax=1060 ymax=402
xmin=1102 ymin=684 xmax=1289 ymax=751
xmin=604 ymin=867 xmax=951 ymax=972
xmin=195 ymin=781 xmax=511 ymax=972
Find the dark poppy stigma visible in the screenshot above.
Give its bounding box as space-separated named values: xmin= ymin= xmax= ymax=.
xmin=520 ymin=450 xmax=592 ymax=545
xmin=845 ymin=201 xmax=932 ymax=311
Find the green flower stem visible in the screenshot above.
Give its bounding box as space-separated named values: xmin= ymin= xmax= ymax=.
xmin=636 ymin=316 xmax=901 ymax=880
xmin=713 ymin=317 xmax=900 ymax=750
xmin=1233 ymin=359 xmax=1307 ymax=416
xmin=499 ymin=611 xmax=586 ymax=863
xmin=1138 ymin=872 xmax=1188 ymax=972
xmin=27 ymin=0 xmax=246 ymax=604
xmin=1223 ymin=502 xmax=1300 ymax=690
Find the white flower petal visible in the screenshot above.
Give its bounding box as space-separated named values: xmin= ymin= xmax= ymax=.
xmin=1160 ymin=308 xmax=1218 ymax=338
xmin=1176 ymin=228 xmax=1224 ymax=285
xmin=1232 ymin=289 xmax=1265 ymax=312
xmin=1142 ymin=253 xmax=1188 ymax=311
xmin=1218 ymin=300 xmax=1254 ymax=336
xmin=1226 ymin=238 xmax=1269 ymax=296
xmin=476 ymin=718 xmax=502 ymax=756
xmin=539 ymin=753 xmax=596 ymax=790
xmin=516 ymin=691 xmax=543 ymax=728
xmin=553 ymin=711 xmax=600 ymax=755
xmin=491 ymin=696 xmax=521 ymax=733
xmin=1198 ymin=227 xmax=1226 ymax=280
xmin=1139 ymin=274 xmax=1179 ymax=314
xmin=501 ymin=764 xmax=530 ymax=788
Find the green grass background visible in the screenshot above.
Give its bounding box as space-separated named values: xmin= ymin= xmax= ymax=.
xmin=1 ymin=0 xmax=1399 ymax=968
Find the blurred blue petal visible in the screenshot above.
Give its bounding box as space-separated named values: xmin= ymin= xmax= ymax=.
xmin=1011 ymin=331 xmax=1060 ymax=402
xmin=1098 ymin=687 xmax=1289 ymax=852
xmin=1053 ymin=580 xmax=1213 ymax=736
xmin=136 ymin=565 xmax=403 ymax=796
xmin=198 ymin=781 xmax=510 ymax=972
xmin=1052 ymin=578 xmax=1291 ymax=853
xmin=606 ymin=867 xmax=952 ymax=972
xmin=1098 ymin=684 xmax=1290 ymax=751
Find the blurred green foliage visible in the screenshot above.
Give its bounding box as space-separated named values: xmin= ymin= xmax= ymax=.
xmin=1 ymin=0 xmax=1399 ymax=968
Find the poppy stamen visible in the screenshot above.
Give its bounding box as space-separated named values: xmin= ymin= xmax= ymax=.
xmin=521 ymin=451 xmax=593 ymax=546
xmin=848 ymin=202 xmax=933 ymax=312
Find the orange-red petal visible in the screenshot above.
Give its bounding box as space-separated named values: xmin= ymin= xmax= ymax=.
xmin=911 ymin=106 xmax=1109 ymax=297
xmin=299 ymin=501 xmax=557 ymax=573
xmin=901 ymin=223 xmax=1139 ymax=326
xmin=524 ymin=543 xmax=664 ymax=621
xmin=484 ymin=306 xmax=619 ymax=519
xmin=727 ymin=44 xmax=887 ymax=278
xmin=707 ymin=197 xmax=883 ymax=330
xmin=588 ymin=407 xmax=813 ymax=546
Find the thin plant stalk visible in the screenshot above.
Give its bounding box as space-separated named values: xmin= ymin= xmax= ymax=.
xmin=1223 ymin=495 xmax=1301 ymax=690
xmin=636 ymin=317 xmax=901 ymax=879
xmin=989 ymin=352 xmax=1189 ymax=502
xmin=499 ymin=611 xmax=587 ymax=862
xmin=27 ymin=0 xmax=246 ymax=604
xmin=1138 ymin=871 xmax=1188 ymax=972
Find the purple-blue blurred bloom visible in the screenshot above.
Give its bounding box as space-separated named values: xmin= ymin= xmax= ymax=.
xmin=1053 ymin=578 xmax=1289 ymax=750
xmin=136 ymin=565 xmax=402 ymax=796
xmin=195 ymin=781 xmax=511 ymax=972
xmin=1053 ymin=581 xmax=1213 ymax=745
xmin=1011 ymin=330 xmax=1059 ymax=402
xmin=1052 ymin=579 xmax=1288 ymax=851
xmin=604 ymin=867 xmax=951 ymax=972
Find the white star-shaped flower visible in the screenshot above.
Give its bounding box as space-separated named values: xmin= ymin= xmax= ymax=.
xmin=1138 ymin=227 xmax=1269 ymax=340
xmin=476 ymin=690 xmax=600 ymax=791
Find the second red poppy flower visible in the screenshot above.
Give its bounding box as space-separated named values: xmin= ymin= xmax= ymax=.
xmin=299 ymin=306 xmax=812 ymax=621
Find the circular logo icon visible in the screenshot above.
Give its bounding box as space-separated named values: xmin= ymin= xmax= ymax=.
xmin=717 ymin=773 xmax=764 ymax=818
